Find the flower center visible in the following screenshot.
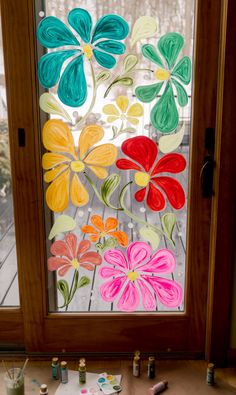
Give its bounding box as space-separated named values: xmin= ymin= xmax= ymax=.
xmin=155 ymin=68 xmax=170 ymax=81
xmin=83 ymin=44 xmax=93 ymax=59
xmin=71 ymin=160 xmax=85 ymax=172
xmin=100 ymin=232 xmax=107 ymax=237
xmin=71 ymin=258 xmax=79 ymax=270
xmin=127 ymin=271 xmax=139 ymax=281
xmin=134 ymin=171 xmax=150 ymax=187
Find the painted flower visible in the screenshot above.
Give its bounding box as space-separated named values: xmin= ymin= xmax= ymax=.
xmin=116 ymin=136 xmax=186 ymax=211
xmin=103 ymin=96 xmax=144 ymax=125
xmin=82 ymin=215 xmax=128 ymax=246
xmin=135 ymin=32 xmax=191 ymax=133
xmin=42 ymin=120 xmax=117 ymax=212
xmin=99 ymin=241 xmax=182 ymax=311
xmin=48 ymin=234 xmax=102 ymax=276
xmin=37 ymin=8 xmax=129 ymax=107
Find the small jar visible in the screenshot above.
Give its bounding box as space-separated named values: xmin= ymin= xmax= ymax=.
xmin=60 ymin=361 xmax=68 ymax=384
xmin=78 ymin=358 xmax=86 ymax=384
xmin=148 ymin=356 xmax=156 ymax=379
xmin=40 ymin=384 xmax=48 ymax=394
xmin=133 ymin=351 xmax=141 ymax=377
xmin=51 ymin=357 xmax=59 ymax=380
xmin=206 ymin=363 xmax=215 ymax=385
xmin=4 ymin=368 xmax=24 ymax=395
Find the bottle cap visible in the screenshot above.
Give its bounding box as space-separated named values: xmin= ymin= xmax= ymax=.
xmin=208 ymin=363 xmax=214 ymax=369
xmin=79 ymin=362 xmax=86 ymax=368
xmin=149 ymin=356 xmax=155 ymax=361
xmin=52 ymin=357 xmax=59 ymax=364
xmin=79 ymin=358 xmax=86 ymax=363
xmin=40 ymin=384 xmax=48 ymax=393
xmin=134 ymin=350 xmax=140 ymax=357
xmin=61 ymin=361 xmax=67 ymax=368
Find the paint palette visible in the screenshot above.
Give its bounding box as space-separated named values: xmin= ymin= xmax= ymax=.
xmin=97 ymin=373 xmax=122 ymax=394
xmin=79 ymin=388 xmax=99 ymax=395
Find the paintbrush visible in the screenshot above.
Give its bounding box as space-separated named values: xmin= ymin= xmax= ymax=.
xmin=14 ymin=358 xmax=29 ymax=382
xmin=2 ymin=360 xmax=12 ymax=379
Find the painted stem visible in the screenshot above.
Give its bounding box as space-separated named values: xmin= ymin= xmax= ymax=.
xmin=65 ymin=271 xmax=77 ymax=311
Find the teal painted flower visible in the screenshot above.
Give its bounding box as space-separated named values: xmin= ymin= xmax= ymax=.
xmin=135 ymin=32 xmax=191 ymax=133
xmin=37 ymin=8 xmax=129 ymax=107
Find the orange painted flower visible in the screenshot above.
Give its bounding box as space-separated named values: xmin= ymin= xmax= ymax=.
xmin=82 ymin=215 xmax=128 ymax=247
xmin=42 ymin=120 xmax=117 ymax=212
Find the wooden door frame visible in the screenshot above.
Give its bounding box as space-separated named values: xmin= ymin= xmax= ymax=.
xmin=0 ymin=0 xmax=231 ymax=360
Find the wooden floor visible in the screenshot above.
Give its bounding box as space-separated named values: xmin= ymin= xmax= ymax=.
xmin=0 ymin=360 xmax=235 ymax=394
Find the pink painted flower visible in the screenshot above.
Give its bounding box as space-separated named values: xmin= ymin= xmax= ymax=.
xmin=99 ymin=241 xmax=182 ymax=312
xmin=48 ymin=233 xmax=102 ymax=276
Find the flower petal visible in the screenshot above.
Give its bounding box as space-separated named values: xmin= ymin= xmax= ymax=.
xmin=109 ymin=231 xmax=129 ymax=247
xmin=93 ymin=49 xmax=116 ymax=69
xmin=105 ymin=217 xmax=118 ymax=231
xmin=68 ymin=8 xmax=92 ymax=44
xmin=43 ymin=119 xmax=76 ymax=157
xmin=95 ymin=40 xmax=125 ymax=54
xmin=58 ymin=265 xmax=71 ymax=276
xmin=135 ymin=187 xmax=146 ymax=202
xmin=44 ymin=164 xmax=68 ymax=183
xmin=92 ymin=14 xmax=129 ymax=43
xmin=48 ymin=257 xmax=70 ymax=271
xmin=116 ymin=158 xmax=141 ymax=171
xmin=104 ymin=249 xmax=128 ymax=269
xmin=135 ymin=82 xmax=164 ymax=103
xmin=91 ymin=215 xmax=104 ymax=232
xmin=152 ymin=176 xmax=185 ymax=209
xmin=38 ymin=50 xmax=78 ymax=89
xmin=79 ymin=124 xmax=104 ymax=159
xmin=127 ymin=241 xmax=151 ymax=270
xmin=158 ymin=32 xmax=184 ymax=70
xmin=100 ymin=276 xmax=127 ymax=302
xmin=147 ymin=182 xmax=166 ymax=211
xmin=126 ymin=117 xmax=139 ymax=125
xmin=87 ymin=166 xmax=108 ymax=179
xmin=42 ymin=153 xmax=69 ymax=170
xmin=46 ymin=169 xmax=70 ymax=212
xmin=138 ymin=249 xmax=176 ymax=273
xmin=151 ymin=82 xmax=179 ymax=133
xmin=81 ymin=225 xmax=98 ymax=235
xmin=65 ymin=233 xmax=77 ymax=258
xmin=37 ymin=16 xmax=79 ymax=47
xmin=127 ymin=103 xmax=144 ymax=117
xmin=99 ymin=266 xmax=125 ymax=278
xmin=83 ymin=144 xmax=117 ymax=166
xmin=137 ymin=279 xmax=156 ymax=311
xmin=50 ymin=239 xmax=73 ymax=259
xmin=80 ymin=263 xmax=95 ymax=271
xmin=116 ymin=96 xmax=129 ymax=113
xmin=58 ymin=55 xmax=87 ymax=107
xmin=121 ymin=136 xmax=157 ymax=172
xmin=117 ymin=281 xmax=139 ymax=312
xmin=77 ymin=239 xmax=91 ymax=255
xmin=79 ymin=251 xmax=102 ymax=265
xmin=89 ymin=235 xmax=100 ymax=243
xmin=70 ymin=174 xmax=89 ymax=207
xmin=151 ymin=153 xmax=186 ymax=175
xmin=103 ymin=104 xmax=120 ymax=116
xmin=141 ymin=44 xmax=164 ymax=66
xmin=142 ymin=275 xmax=183 ymax=307
xmin=172 ymin=56 xmax=191 ymax=84
xmin=107 ymin=116 xmax=120 ymax=123
xmin=171 ymin=78 xmax=188 ymax=107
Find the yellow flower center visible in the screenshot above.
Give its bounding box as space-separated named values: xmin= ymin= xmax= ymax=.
xmin=71 ymin=160 xmax=85 ymax=172
xmin=155 ymin=68 xmax=170 ymax=81
xmin=134 ymin=171 xmax=150 ymax=187
xmin=83 ymin=44 xmax=93 ymax=59
xmin=100 ymin=232 xmax=107 ymax=237
xmin=71 ymin=258 xmax=79 ymax=270
xmin=127 ymin=271 xmax=139 ymax=282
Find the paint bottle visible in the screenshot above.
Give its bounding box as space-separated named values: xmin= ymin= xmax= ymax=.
xmin=206 ymin=363 xmax=215 ymax=385
xmin=149 ymin=380 xmax=168 ymax=395
xmin=60 ymin=361 xmax=68 ymax=384
xmin=148 ymin=356 xmax=156 ymax=379
xmin=40 ymin=384 xmax=48 ymax=394
xmin=79 ymin=358 xmax=86 ymax=384
xmin=133 ymin=350 xmax=141 ymax=377
xmin=51 ymin=357 xmax=60 ymax=380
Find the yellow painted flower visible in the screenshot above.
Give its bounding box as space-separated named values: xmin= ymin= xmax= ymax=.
xmin=42 ymin=120 xmax=117 ymax=213
xmin=103 ymin=96 xmax=144 ymax=126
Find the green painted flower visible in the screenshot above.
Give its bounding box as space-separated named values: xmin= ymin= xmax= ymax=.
xmin=135 ymin=32 xmax=191 ymax=133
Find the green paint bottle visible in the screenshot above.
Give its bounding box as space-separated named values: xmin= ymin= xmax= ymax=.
xmin=78 ymin=358 xmax=86 ymax=384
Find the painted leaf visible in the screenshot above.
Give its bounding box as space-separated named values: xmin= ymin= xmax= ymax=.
xmin=139 ymin=226 xmax=160 ymax=249
xmin=151 ymin=82 xmax=179 ymax=133
xmin=39 ymin=93 xmax=71 ymax=122
xmin=111 ymin=125 xmax=118 ymax=139
xmin=57 ymin=279 xmax=69 ymax=307
xmin=122 ymin=54 xmax=139 ymax=73
xmin=48 ymin=215 xmax=76 ymax=240
xmin=96 ymin=237 xmax=118 ymax=254
xmin=115 ymin=77 xmax=134 ymax=87
xmin=101 ymin=173 xmax=121 ymax=206
xmin=96 ymin=71 xmax=111 ymax=84
xmin=158 ymin=32 xmax=184 ymax=70
xmin=171 ymin=78 xmax=188 ymax=107
xmin=135 ymin=82 xmax=164 ymax=103
xmin=78 ymin=276 xmax=90 ymax=288
xmin=131 ymin=16 xmax=158 ymax=47
xmin=159 ymin=123 xmax=185 ymax=153
xmin=161 ymin=213 xmax=176 ymax=245
xmin=172 ymin=56 xmax=191 ymax=85
xmin=121 ymin=127 xmax=136 ymax=134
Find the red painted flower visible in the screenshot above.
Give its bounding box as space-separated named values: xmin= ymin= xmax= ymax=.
xmin=116 ymin=136 xmax=186 ymax=211
xmin=48 ymin=233 xmax=102 ymax=276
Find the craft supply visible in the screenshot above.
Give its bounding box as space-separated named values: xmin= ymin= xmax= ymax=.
xmin=133 ymin=351 xmax=141 ymax=377
xmin=79 ymin=358 xmax=86 ymax=384
xmin=148 ymin=356 xmax=156 ymax=379
xmin=2 ymin=360 xmax=12 ymax=379
xmin=40 ymin=384 xmax=48 ymax=394
xmin=60 ymin=361 xmax=68 ymax=384
xmin=97 ymin=373 xmax=122 ymax=394
xmin=4 ymin=368 xmax=24 ymax=395
xmin=149 ymin=380 xmax=168 ymax=394
xmin=206 ymin=363 xmax=215 ymax=385
xmin=51 ymin=357 xmax=60 ymax=380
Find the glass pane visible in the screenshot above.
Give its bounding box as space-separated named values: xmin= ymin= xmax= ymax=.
xmin=36 ymin=0 xmax=194 ymax=312
xmin=0 ymin=13 xmax=19 ymax=306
